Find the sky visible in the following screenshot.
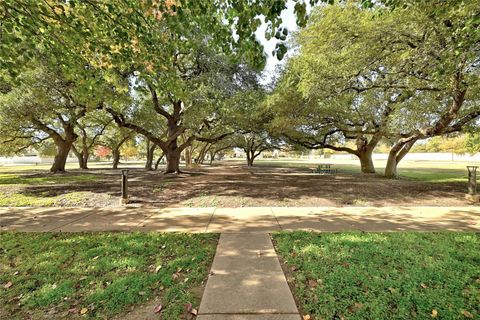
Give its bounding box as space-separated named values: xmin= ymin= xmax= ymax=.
xmin=254 ymin=0 xmax=313 ymax=84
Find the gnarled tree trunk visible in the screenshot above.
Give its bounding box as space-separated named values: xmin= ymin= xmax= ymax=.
xmin=385 ymin=138 xmax=418 ymax=178
xmin=165 ymin=149 xmax=181 ymax=173
xmin=154 ymin=153 xmax=165 ymax=170
xmin=355 ymin=135 xmax=380 ymax=174
xmin=112 ymin=149 xmax=121 ymax=169
xmin=50 ymin=138 xmax=74 ymax=173
xmin=145 ymin=140 xmax=156 ymax=171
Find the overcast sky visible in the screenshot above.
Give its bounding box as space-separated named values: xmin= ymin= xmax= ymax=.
xmin=254 ymin=0 xmax=314 ymax=84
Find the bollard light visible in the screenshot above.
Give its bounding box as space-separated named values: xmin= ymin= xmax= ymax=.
xmin=121 ymin=169 xmax=129 ymax=204
xmin=466 ymin=166 xmax=478 ymax=195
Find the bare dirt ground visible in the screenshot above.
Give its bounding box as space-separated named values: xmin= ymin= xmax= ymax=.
xmin=2 ymin=163 xmax=477 ymax=207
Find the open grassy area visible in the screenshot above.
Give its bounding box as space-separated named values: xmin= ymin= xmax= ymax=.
xmin=273 ymin=231 xmax=479 ymax=320
xmin=0 ymin=173 xmax=100 ymax=185
xmin=0 ymin=232 xmax=218 ymax=319
xmin=0 ymin=158 xmax=477 ymax=207
xmin=249 ymin=158 xmax=475 ymax=183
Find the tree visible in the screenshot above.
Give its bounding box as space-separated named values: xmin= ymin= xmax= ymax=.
xmin=106 ymin=48 xmax=255 ymax=173
xmin=228 ymin=89 xmax=282 ymax=166
xmin=94 ymin=146 xmax=112 ymax=159
xmin=269 ymin=71 xmax=408 ymax=173
xmin=72 ymin=111 xmax=112 ymax=169
xmin=465 ymin=133 xmax=480 ymax=155
xmin=0 ymin=67 xmax=100 ymax=173
xmin=0 ymin=0 xmax=333 ymax=173
xmin=271 ymin=1 xmax=480 ymax=177
xmin=97 ymin=125 xmax=134 ymax=169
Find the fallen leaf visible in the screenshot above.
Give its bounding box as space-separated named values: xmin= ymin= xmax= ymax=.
xmin=303 ymin=315 xmax=311 ymax=320
xmin=4 ymin=281 xmax=12 ymax=289
xmin=388 ymin=287 xmax=396 ymax=293
xmin=420 ymin=283 xmax=428 ymax=289
xmin=51 ymin=284 xmax=57 ymax=289
xmin=13 ymin=271 xmax=19 ymax=276
xmin=92 ymin=256 xmax=99 ymax=260
xmin=184 ymin=277 xmax=189 ymax=283
xmin=431 ymin=309 xmax=438 ymax=318
xmin=290 ymin=265 xmax=297 ymax=272
xmin=191 ymin=308 xmax=198 ymax=315
xmin=138 ymin=291 xmax=146 ymax=296
xmin=155 ymin=265 xmax=162 ymax=273
xmin=308 ymin=279 xmax=318 ymax=288
xmin=80 ymin=307 xmax=88 ymax=315
xmin=462 ymin=310 xmax=473 ymax=318
xmin=153 ymin=304 xmax=163 ymax=313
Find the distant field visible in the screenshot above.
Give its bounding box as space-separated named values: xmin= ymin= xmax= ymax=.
xmin=237 ymin=158 xmax=478 ymax=183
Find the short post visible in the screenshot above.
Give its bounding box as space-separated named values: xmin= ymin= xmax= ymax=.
xmin=466 ymin=166 xmax=479 ymax=203
xmin=121 ymin=169 xmax=129 ymax=204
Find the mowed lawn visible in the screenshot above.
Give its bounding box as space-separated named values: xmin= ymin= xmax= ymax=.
xmin=0 ymin=232 xmax=218 ymax=319
xmin=250 ymin=158 xmax=475 ymax=183
xmin=273 ymin=232 xmax=479 ymax=320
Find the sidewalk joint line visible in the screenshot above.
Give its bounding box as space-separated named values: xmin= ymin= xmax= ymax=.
xmin=48 ymin=209 xmax=99 ymax=232
xmin=198 ymin=312 xmax=300 ymax=315
xmin=205 ymin=207 xmax=217 ymax=233
xmin=131 ymin=209 xmax=160 ymax=231
xmin=270 ymin=207 xmax=282 ymax=231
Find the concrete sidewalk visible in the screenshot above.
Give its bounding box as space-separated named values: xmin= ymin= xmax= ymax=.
xmin=197 ymin=233 xmax=301 ymax=320
xmin=1 ymin=206 xmax=479 ymax=232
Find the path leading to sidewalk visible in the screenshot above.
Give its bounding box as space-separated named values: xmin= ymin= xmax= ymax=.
xmin=197 ymin=233 xmax=300 ymax=320
xmin=1 ymin=206 xmax=478 ymax=232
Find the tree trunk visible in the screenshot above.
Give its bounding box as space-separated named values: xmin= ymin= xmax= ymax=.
xmin=385 ymin=138 xmax=418 ymax=178
xmin=358 ymin=149 xmax=375 ymax=174
xmin=145 ymin=141 xmax=156 ymax=171
xmin=73 ymin=148 xmax=89 ymax=170
xmin=165 ymin=150 xmax=181 ymax=173
xmin=50 ymin=140 xmax=73 ymax=173
xmin=355 ymin=135 xmax=379 ymax=174
xmin=246 ymin=150 xmax=258 ymax=166
xmin=154 ymin=153 xmax=164 ymax=170
xmin=81 ymin=151 xmax=89 ymax=169
xmin=209 ymin=151 xmax=215 ymax=165
xmin=112 ymin=149 xmax=120 ymax=169
xmin=163 ymin=113 xmax=186 ymax=174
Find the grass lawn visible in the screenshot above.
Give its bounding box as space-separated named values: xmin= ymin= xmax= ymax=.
xmin=250 ymin=158 xmax=473 ymax=183
xmin=273 ymin=231 xmax=479 ymax=320
xmin=0 ymin=232 xmax=218 ymax=319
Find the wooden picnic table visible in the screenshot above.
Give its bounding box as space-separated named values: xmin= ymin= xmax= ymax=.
xmin=312 ymin=163 xmax=337 ymax=174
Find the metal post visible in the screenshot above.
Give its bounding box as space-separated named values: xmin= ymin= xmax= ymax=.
xmin=467 ymin=166 xmax=478 ymax=195
xmin=121 ymin=169 xmax=129 ymax=204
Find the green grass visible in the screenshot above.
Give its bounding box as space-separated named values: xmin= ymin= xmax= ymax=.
xmin=0 ymin=173 xmax=100 ymax=185
xmin=0 ymin=232 xmax=218 ymax=319
xmin=0 ymin=191 xmax=102 ymax=206
xmin=273 ymin=232 xmax=479 ymax=320
xmin=250 ymin=158 xmax=475 ymax=183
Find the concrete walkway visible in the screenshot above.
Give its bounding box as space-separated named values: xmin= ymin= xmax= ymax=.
xmin=1 ymin=206 xmax=479 ymax=232
xmin=1 ymin=206 xmax=478 ymax=320
xmin=197 ymin=233 xmax=300 ymax=320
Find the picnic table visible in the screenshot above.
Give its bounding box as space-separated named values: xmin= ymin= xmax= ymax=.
xmin=312 ymin=163 xmax=338 ymax=174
